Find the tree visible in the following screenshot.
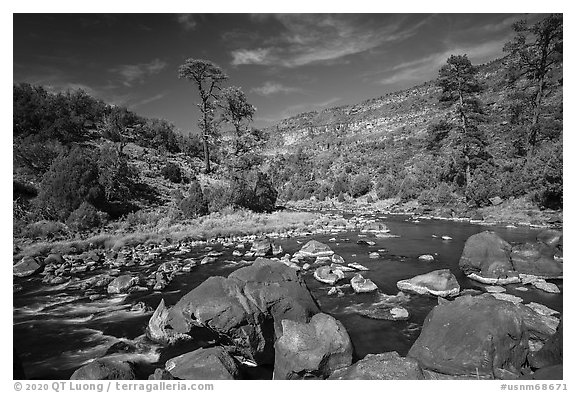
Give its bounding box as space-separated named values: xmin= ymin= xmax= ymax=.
xmin=504 ymin=14 xmax=562 ymax=155
xmin=436 ymin=54 xmax=486 ymax=198
xmin=178 ymin=59 xmax=228 ymax=174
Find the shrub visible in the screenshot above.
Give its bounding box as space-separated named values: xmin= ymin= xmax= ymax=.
xmin=332 ymin=174 xmax=349 ymax=196
xmin=35 ymin=147 xmax=104 ymax=221
xmin=66 ymin=202 xmax=103 ymax=231
xmin=97 ymin=143 xmax=134 ymax=201
xmin=366 ymin=195 xmax=374 ymax=203
xmin=337 ymin=192 xmax=346 ymax=203
xmin=418 ymin=182 xmax=456 ymax=206
xmin=179 ymin=177 xmax=209 ymax=218
xmin=350 ymin=174 xmax=372 ymax=198
xmin=203 ymin=182 xmax=233 ymax=213
xmin=161 ymin=162 xmax=182 ymax=183
xmin=376 ymin=175 xmax=400 ymax=200
xmin=230 ymin=171 xmax=278 ymax=213
xmin=21 ymin=220 xmax=68 ymax=239
xmin=466 ymin=163 xmax=502 ymax=207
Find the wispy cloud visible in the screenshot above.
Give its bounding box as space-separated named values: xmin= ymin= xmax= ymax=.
xmin=231 ymin=14 xmax=431 ymax=68
xmin=377 ymin=39 xmax=506 ymax=86
xmin=132 ymin=92 xmax=167 ymax=108
xmin=177 ymin=14 xmax=197 ymax=31
xmin=109 ymin=59 xmax=167 ymax=87
xmin=251 ymin=81 xmax=302 ymax=96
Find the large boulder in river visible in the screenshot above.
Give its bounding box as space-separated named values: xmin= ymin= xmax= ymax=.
xmin=13 ymin=256 xmax=43 ymax=277
xmin=510 ymin=242 xmax=562 ymax=278
xmin=107 ymin=275 xmax=139 ymax=294
xmin=408 ymin=294 xmax=558 ymax=379
xmin=459 ymin=231 xmax=519 ymax=284
xmin=329 ymin=352 xmax=425 ymax=380
xmin=250 ymin=238 xmax=273 ymax=256
xmin=360 ymin=222 xmax=390 ymax=233
xmin=150 ymin=258 xmax=319 ymax=365
xmin=165 ymin=347 xmax=239 ymax=380
xmin=396 ymin=269 xmax=460 ymax=297
xmin=70 ymin=359 xmax=135 ymax=380
xmin=274 ymin=313 xmax=353 ymax=380
xmin=299 ymin=240 xmax=334 ymax=258
xmin=536 ymin=229 xmax=562 ymax=249
xmin=350 ymin=273 xmax=378 ymax=293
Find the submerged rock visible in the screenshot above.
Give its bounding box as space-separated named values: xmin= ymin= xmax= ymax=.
xmin=314 ymin=266 xmax=345 ymax=285
xmin=350 ymin=273 xmax=378 ymax=293
xmin=396 ymin=269 xmax=460 ymax=297
xmin=274 ymin=313 xmax=353 ymax=380
xmin=70 ymin=359 xmax=135 ymax=380
xmin=329 ymin=352 xmax=424 ymax=380
xmin=165 ymin=347 xmax=239 ymax=380
xmin=536 ymin=229 xmax=562 ymax=249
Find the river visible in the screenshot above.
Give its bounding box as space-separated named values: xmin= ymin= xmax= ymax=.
xmin=13 ymin=213 xmax=563 ymax=379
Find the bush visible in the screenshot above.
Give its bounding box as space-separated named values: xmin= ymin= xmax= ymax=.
xmin=203 ymin=182 xmax=233 ymax=213
xmin=35 ymin=147 xmax=104 ymax=221
xmin=332 ymin=174 xmax=349 ymax=196
xmin=66 ymin=202 xmax=103 ymax=231
xmin=161 ymin=162 xmax=182 ymax=183
xmin=376 ymin=175 xmax=400 ymax=200
xmin=350 ymin=174 xmax=372 ymax=198
xmin=418 ymin=182 xmax=456 ymax=206
xmin=466 ymin=163 xmax=502 ymax=206
xmin=229 ymin=171 xmax=277 ymax=213
xmin=337 ymin=192 xmax=346 ymax=202
xmin=97 ymin=143 xmax=134 ymax=201
xmin=21 ymin=220 xmax=68 ymax=239
xmin=179 ymin=177 xmax=209 ymax=218
xmin=366 ymin=195 xmax=374 ymax=203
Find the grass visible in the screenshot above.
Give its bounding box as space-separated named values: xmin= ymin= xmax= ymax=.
xmin=14 ymin=210 xmax=322 ymax=259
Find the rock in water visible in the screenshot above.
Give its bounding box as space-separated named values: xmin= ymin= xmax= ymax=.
xmin=251 ymin=238 xmax=273 ymax=257
xmin=274 ymin=313 xmax=353 ymax=380
xmin=329 ymin=352 xmax=425 ymax=380
xmin=360 ymin=222 xmax=390 ymax=234
xmin=299 ymin=240 xmax=334 ymax=257
xmin=107 ymin=275 xmax=138 ymax=294
xmin=536 ymin=229 xmax=562 ymax=249
xmin=396 ymin=269 xmax=460 ymax=297
xmin=418 ymin=254 xmax=435 ymax=262
xmin=165 ymin=347 xmax=239 ymax=380
xmin=408 ymin=294 xmax=558 ymax=378
xmin=151 ymin=258 xmax=319 ymax=365
xmin=13 ymin=256 xmax=43 ymax=277
xmin=350 ymin=274 xmax=378 ymax=293
xmin=510 ymin=242 xmax=562 ymax=278
xmin=348 ymin=263 xmax=369 ymax=271
xmin=314 ymin=266 xmax=344 ymax=285
xmin=459 ymin=231 xmax=519 ymax=284
xmin=532 ymin=280 xmax=560 ymax=293
xmin=70 ymin=359 xmax=135 ymax=380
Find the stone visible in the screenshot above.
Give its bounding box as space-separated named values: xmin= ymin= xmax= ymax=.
xmin=418 ymin=254 xmax=434 ymax=262
xmin=274 ymin=313 xmax=353 ymax=380
xmin=528 ymin=319 xmax=562 ymax=369
xmin=313 ymin=266 xmax=345 ymax=285
xmin=532 ymin=280 xmax=560 ymax=293
xmin=331 ymin=254 xmax=345 ymax=264
xmin=459 ymin=231 xmax=518 ymax=283
xmin=484 ymin=285 xmax=506 ymax=293
xmin=299 ymin=240 xmax=334 ymax=258
xmin=348 ymin=263 xmax=369 ymax=271
xmin=350 ymin=273 xmax=378 ymax=293
xmin=368 ymin=252 xmax=380 ymax=259
xmin=107 ymin=275 xmax=138 ymax=294
xmin=360 ymin=222 xmax=390 ymax=234
xmin=251 ymin=238 xmax=273 ymax=256
xmin=148 ymin=368 xmax=175 ymax=380
xmin=165 ymin=347 xmax=239 ymax=380
xmin=44 ymin=253 xmax=64 ymax=265
xmin=345 ymin=292 xmax=410 ymax=321
xmin=396 ymin=269 xmax=460 ymax=297
xmin=13 ymin=256 xmax=43 ymax=277
xmin=330 ymin=263 xmax=355 ymax=272
xmin=357 ymin=240 xmax=376 ymax=246
xmin=70 ymin=359 xmax=135 ymax=380
xmin=490 ymin=293 xmax=524 ymax=304
xmin=150 ymin=258 xmax=319 ymax=364
xmin=490 ymin=196 xmax=503 ymax=206
xmin=329 ymin=352 xmax=425 ymax=380
xmin=526 ymin=302 xmax=559 ymax=317
xmin=510 ymin=242 xmax=562 ymax=278
xmin=408 ymin=294 xmax=558 ymax=379
xmin=536 ymin=229 xmax=562 ymax=249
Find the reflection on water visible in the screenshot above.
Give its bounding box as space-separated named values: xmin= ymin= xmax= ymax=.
xmin=13 ymin=214 xmax=562 ymax=379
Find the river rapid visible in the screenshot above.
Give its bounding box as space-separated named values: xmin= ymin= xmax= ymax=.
xmin=13 ymin=213 xmax=563 ymax=379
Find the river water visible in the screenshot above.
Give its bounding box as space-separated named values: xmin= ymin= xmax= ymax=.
xmin=13 ymin=214 xmax=563 ymax=379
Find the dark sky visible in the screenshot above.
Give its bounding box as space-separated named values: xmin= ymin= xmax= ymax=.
xmin=14 ymin=13 xmax=543 ymax=133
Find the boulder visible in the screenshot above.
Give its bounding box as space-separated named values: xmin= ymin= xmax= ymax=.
xmin=165 ymin=347 xmax=239 ymax=380
xmin=510 ymin=243 xmax=562 ymax=278
xmin=532 ymin=280 xmax=560 ymax=293
xmin=418 ymin=254 xmax=434 ymax=262
xmin=148 ymin=368 xmax=175 ymax=380
xmin=528 ymin=319 xmax=562 ymax=369
xmin=350 ymin=273 xmax=378 ymax=293
xmin=361 ymin=222 xmax=390 ymax=233
xmin=13 ymin=256 xmax=43 ymax=277
xmin=299 ymin=240 xmax=334 ymax=258
xmin=313 ymin=266 xmax=344 ymax=285
xmin=536 ymin=229 xmax=562 ymax=249
xmin=329 ymin=352 xmax=425 ymax=380
xmin=44 ymin=253 xmax=64 ymax=265
xmin=251 ymin=238 xmax=272 ymax=257
xmin=344 ymin=292 xmax=410 ymax=321
xmin=459 ymin=231 xmax=518 ymax=283
xmin=396 ymin=269 xmax=460 ymax=297
xmin=408 ymin=294 xmax=559 ymax=379
xmin=151 ymin=258 xmax=319 ymax=364
xmin=107 ymin=275 xmax=138 ymax=294
xmin=521 ymin=365 xmax=563 ymax=380
xmin=70 ymin=359 xmax=135 ymax=380
xmin=274 ymin=313 xmax=353 ymax=380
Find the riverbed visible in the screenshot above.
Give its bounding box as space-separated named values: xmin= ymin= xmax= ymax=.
xmin=13 ymin=213 xmax=563 ymax=379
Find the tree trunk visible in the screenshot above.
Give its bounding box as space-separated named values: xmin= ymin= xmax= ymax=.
xmin=528 ymin=76 xmax=545 ymax=156
xmin=202 ymin=98 xmax=211 ymax=174
xmin=458 ymin=90 xmax=471 ymax=197
xmin=202 ymin=133 xmax=211 ymax=174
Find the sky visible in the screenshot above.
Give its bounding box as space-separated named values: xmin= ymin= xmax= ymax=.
xmin=13 ymin=13 xmax=545 ymax=134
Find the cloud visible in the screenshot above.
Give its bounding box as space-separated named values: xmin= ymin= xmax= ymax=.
xmin=377 ymin=39 xmax=506 ymax=86
xmin=110 ymin=59 xmax=167 ymax=86
xmin=230 ymin=14 xmax=430 ymax=68
xmin=177 ymin=14 xmax=197 ymax=30
xmin=251 ymin=81 xmax=302 ymax=96
xmin=131 ymin=92 xmax=167 ymax=108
